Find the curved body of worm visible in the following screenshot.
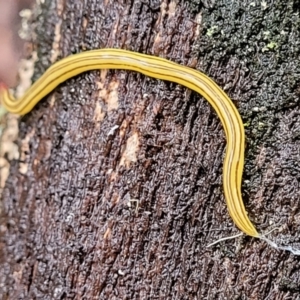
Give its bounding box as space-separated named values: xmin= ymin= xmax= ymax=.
xmin=0 ymin=48 xmax=259 ymax=237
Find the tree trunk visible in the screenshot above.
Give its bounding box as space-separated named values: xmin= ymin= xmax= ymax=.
xmin=1 ymin=0 xmax=300 ymax=299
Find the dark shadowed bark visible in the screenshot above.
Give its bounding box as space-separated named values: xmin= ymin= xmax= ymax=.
xmin=1 ymin=0 xmax=300 ymax=299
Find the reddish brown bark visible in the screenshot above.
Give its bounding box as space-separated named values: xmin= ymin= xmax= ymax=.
xmin=1 ymin=0 xmax=300 ymax=299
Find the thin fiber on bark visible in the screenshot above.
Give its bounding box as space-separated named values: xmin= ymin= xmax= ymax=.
xmin=1 ymin=0 xmax=300 ymax=299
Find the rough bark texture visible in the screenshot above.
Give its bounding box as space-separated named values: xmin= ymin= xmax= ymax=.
xmin=1 ymin=0 xmax=300 ymax=299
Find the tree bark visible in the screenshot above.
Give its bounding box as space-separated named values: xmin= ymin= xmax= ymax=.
xmin=1 ymin=0 xmax=300 ymax=299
